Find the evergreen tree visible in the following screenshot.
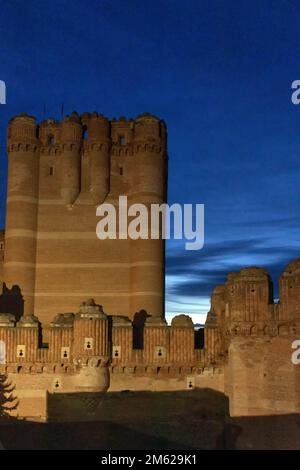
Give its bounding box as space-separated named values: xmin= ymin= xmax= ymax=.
xmin=0 ymin=374 xmax=18 ymax=419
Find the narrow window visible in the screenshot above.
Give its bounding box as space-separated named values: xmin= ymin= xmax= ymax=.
xmin=119 ymin=135 xmax=125 ymax=145
xmin=17 ymin=345 xmax=26 ymax=358
xmin=194 ymin=328 xmax=204 ymax=349
xmin=84 ymin=337 xmax=94 ymax=350
xmin=113 ymin=346 xmax=121 ymax=358
xmin=83 ymin=126 xmax=89 ymax=140
xmin=49 ymin=166 xmax=54 ymax=176
xmin=119 ymin=167 xmax=123 ymax=176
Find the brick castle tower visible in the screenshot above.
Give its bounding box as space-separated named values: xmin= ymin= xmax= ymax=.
xmin=2 ymin=112 xmax=167 ymax=325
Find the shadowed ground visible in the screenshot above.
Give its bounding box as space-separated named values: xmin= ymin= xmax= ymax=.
xmin=0 ymin=389 xmax=299 ymax=450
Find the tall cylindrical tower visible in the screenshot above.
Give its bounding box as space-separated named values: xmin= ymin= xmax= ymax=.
xmin=279 ymin=260 xmax=300 ymax=321
xmin=86 ymin=112 xmax=111 ymax=204
xmin=129 ymin=114 xmax=167 ymax=318
xmin=60 ymin=112 xmax=82 ymax=205
xmin=4 ymin=114 xmax=39 ymax=315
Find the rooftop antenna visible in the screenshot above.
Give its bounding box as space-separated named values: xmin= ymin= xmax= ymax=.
xmin=43 ymin=103 xmax=46 ymax=120
xmin=61 ymin=103 xmax=64 ymax=119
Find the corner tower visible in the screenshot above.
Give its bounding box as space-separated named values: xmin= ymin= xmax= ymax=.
xmin=129 ymin=113 xmax=167 ymax=317
xmin=3 ymin=114 xmax=39 ymax=315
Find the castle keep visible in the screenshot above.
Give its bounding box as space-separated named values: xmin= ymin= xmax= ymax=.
xmin=3 ymin=112 xmax=167 ymax=324
xmin=0 ymin=112 xmax=300 ymax=422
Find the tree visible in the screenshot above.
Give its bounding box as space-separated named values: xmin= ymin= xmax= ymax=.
xmin=0 ymin=373 xmax=18 ymax=419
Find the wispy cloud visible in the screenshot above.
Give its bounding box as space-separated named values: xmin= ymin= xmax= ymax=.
xmin=166 ymin=235 xmax=300 ymax=319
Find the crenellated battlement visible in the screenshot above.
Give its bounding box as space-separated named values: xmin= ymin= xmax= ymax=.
xmin=0 ymin=299 xmax=209 ymax=370
xmin=7 ymin=111 xmax=166 ymax=147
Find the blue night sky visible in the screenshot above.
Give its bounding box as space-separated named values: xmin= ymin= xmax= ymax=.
xmin=1 ymin=0 xmax=300 ymax=323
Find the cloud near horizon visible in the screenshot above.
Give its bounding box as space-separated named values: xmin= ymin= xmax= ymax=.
xmin=166 ymin=231 xmax=300 ymax=323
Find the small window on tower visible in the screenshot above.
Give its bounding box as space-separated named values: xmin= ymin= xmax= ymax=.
xmin=119 ymin=135 xmax=125 ymax=145
xmin=53 ymin=378 xmax=61 ymax=389
xmin=17 ymin=345 xmax=26 ymax=359
xmin=83 ymin=127 xmax=89 ymax=140
xmin=119 ymin=167 xmax=123 ymax=176
xmin=61 ymin=346 xmax=70 ymax=359
xmin=49 ymin=166 xmax=54 ymax=176
xmin=112 ymin=346 xmax=121 ymax=359
xmin=84 ymin=337 xmax=94 ymax=350
xmin=187 ymin=376 xmax=195 ymax=390
xmin=48 ymin=134 xmax=55 ymax=145
xmin=154 ymin=346 xmax=166 ymax=359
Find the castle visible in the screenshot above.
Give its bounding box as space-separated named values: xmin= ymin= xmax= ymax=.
xmin=0 ymin=112 xmax=300 ymax=421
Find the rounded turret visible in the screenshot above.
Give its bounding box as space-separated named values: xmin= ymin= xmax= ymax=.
xmin=111 ymin=117 xmax=134 ymax=144
xmin=171 ymin=314 xmax=194 ymax=329
xmin=281 ymin=259 xmax=300 ymax=277
xmin=50 ymin=312 xmax=75 ymax=328
xmin=4 ymin=114 xmax=40 ymax=316
xmin=130 ymin=112 xmax=166 ymax=200
xmin=145 ymin=316 xmax=168 ymax=327
xmin=129 ymin=113 xmax=167 ymax=319
xmin=111 ymin=315 xmax=133 ymax=364
xmin=170 ymin=314 xmax=195 ymax=363
xmin=39 ymin=119 xmax=60 ymax=146
xmin=76 ymin=298 xmax=106 ymax=319
xmin=210 ymin=284 xmax=226 ymax=321
xmin=61 ymin=112 xmax=82 ymax=143
xmin=8 ymin=114 xmax=37 ymax=145
xmin=85 ymin=113 xmax=111 ymax=203
xmin=134 ymin=113 xmax=161 ymax=141
xmin=279 ymin=259 xmax=300 ymax=320
xmin=111 ymin=315 xmax=132 ymax=327
xmin=0 ymin=313 xmax=15 ymax=327
xmin=73 ymin=299 xmax=109 ymax=357
xmin=17 ymin=314 xmax=39 ymax=328
xmin=88 ymin=113 xmax=110 ymax=142
xmin=225 ymin=267 xmax=272 ymax=323
xmin=239 ymin=267 xmax=269 ymax=280
xmin=60 ymin=113 xmax=82 ymax=205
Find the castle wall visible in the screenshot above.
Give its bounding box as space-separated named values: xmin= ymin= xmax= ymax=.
xmin=226 ymin=336 xmax=300 ymax=416
xmin=109 ymin=366 xmax=224 ymax=393
xmin=0 ymin=302 xmax=216 ymax=420
xmin=225 ymin=268 xmax=272 ymax=323
xmin=208 ymin=264 xmax=300 ymax=417
xmin=4 ymin=366 xmax=224 ymax=421
xmin=2 ymin=259 xmax=300 ymax=421
xmin=5 ymin=365 xmax=109 ymax=421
